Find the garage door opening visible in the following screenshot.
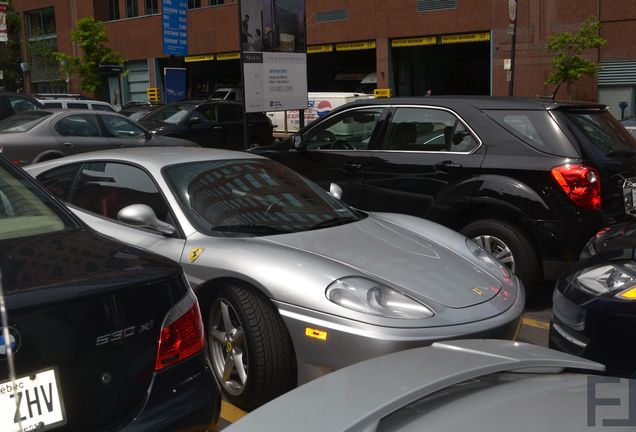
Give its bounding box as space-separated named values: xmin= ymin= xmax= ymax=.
xmin=308 ymin=45 xmax=376 ymax=93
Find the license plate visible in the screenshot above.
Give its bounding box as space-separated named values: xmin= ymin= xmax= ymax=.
xmin=0 ymin=368 xmax=66 ymax=432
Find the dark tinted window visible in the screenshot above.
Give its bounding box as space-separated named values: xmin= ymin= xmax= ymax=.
xmin=36 ymin=163 xmax=84 ymax=200
xmin=92 ymin=104 xmax=114 ymax=112
xmin=101 ymin=115 xmax=145 ymax=138
xmin=304 ymin=108 xmax=383 ymax=150
xmin=559 ymin=110 xmax=636 ymax=155
xmin=55 ymin=115 xmax=101 ymax=137
xmin=218 ymin=104 xmax=242 ymax=122
xmin=9 ymin=97 xmax=40 ymax=113
xmin=192 ymin=104 xmax=216 ymax=122
xmin=67 ymin=102 xmax=89 ymax=109
xmin=70 ymin=162 xmax=170 ymax=221
xmin=42 ymin=102 xmax=63 ymax=108
xmin=143 ymin=103 xmax=196 ymax=124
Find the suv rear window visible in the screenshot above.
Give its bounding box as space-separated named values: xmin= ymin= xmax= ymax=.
xmin=558 ymin=110 xmax=636 ymax=156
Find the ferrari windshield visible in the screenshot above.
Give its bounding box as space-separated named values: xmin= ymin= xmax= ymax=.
xmin=163 ymin=158 xmax=364 ymax=236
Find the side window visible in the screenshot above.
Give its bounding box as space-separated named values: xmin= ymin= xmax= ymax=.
xmin=42 ymin=102 xmax=63 ymax=108
xmin=36 ymin=163 xmax=84 ymax=200
xmin=218 ymin=104 xmax=242 ymax=122
xmin=384 ymin=108 xmax=477 ymax=152
xmin=69 ymin=162 xmax=170 ymax=223
xmin=192 ymin=104 xmax=216 ymax=123
xmin=101 ymin=115 xmax=146 ymax=138
xmin=55 ymin=115 xmax=101 ymax=137
xmin=303 ymin=108 xmax=384 ymax=150
xmin=67 ymin=103 xmax=89 ymax=109
xmin=92 ymin=104 xmax=114 ymax=112
xmin=9 ymin=97 xmax=39 ymax=113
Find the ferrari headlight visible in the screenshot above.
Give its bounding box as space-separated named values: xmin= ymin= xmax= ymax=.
xmin=465 ymin=239 xmax=511 ymax=279
xmin=326 ymin=277 xmax=434 ymax=319
xmin=576 ymin=264 xmax=636 ymax=299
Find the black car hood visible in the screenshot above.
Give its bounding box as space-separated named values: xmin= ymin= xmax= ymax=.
xmin=0 ymin=228 xmax=180 ymax=297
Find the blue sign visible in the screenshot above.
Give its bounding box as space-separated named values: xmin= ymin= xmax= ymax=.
xmin=164 ymin=68 xmax=187 ymax=103
xmin=162 ymin=0 xmax=188 ymax=56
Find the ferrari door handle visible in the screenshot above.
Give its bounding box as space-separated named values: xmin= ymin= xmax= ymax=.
xmin=341 ymin=162 xmax=363 ymax=172
xmin=435 ymin=160 xmax=462 ymax=171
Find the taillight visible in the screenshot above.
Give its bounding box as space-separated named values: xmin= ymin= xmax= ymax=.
xmin=550 ymin=164 xmax=601 ymax=210
xmin=155 ymin=289 xmax=205 ymax=372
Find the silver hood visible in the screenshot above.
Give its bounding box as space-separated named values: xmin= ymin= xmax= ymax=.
xmin=260 ymin=215 xmax=502 ymax=308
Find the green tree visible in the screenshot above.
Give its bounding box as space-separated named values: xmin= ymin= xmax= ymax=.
xmin=55 ymin=17 xmax=124 ymax=98
xmin=545 ymin=17 xmax=607 ymax=96
xmin=0 ymin=1 xmax=24 ymax=92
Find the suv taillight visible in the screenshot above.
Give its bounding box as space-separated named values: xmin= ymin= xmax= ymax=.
xmin=155 ymin=289 xmax=205 ymax=371
xmin=550 ymin=164 xmax=601 ymax=210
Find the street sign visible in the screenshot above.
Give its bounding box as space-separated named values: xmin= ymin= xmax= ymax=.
xmin=374 ymin=88 xmax=392 ymax=98
xmin=162 ymin=0 xmax=187 ymax=56
xmin=0 ymin=2 xmax=8 ymax=43
xmin=504 ymin=59 xmax=511 ymax=70
xmin=508 ymin=0 xmax=517 ymax=23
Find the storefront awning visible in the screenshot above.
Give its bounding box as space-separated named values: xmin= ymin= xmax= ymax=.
xmin=441 ymin=32 xmax=490 ymax=44
xmin=307 ymin=44 xmax=333 ymax=54
xmin=216 ymin=52 xmax=240 ymax=61
xmin=185 ymin=54 xmax=215 ymax=63
xmin=335 ymin=41 xmax=376 ymax=52
xmin=391 ymin=36 xmax=436 ymax=48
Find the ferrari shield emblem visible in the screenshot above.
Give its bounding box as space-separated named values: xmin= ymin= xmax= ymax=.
xmin=188 ymin=247 xmax=204 ymax=263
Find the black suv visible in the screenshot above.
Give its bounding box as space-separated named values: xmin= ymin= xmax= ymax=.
xmin=0 ymin=155 xmax=221 ymax=430
xmin=255 ymin=97 xmax=636 ymax=292
xmin=139 ymin=99 xmax=274 ymax=149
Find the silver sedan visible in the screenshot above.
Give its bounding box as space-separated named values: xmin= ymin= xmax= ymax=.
xmin=0 ymin=109 xmax=196 ymax=165
xmin=25 ymin=147 xmax=525 ymax=410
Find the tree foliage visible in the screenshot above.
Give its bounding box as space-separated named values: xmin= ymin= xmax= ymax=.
xmin=545 ymin=17 xmax=607 ymax=92
xmin=0 ymin=0 xmax=24 ymax=91
xmin=55 ymin=17 xmax=124 ymax=97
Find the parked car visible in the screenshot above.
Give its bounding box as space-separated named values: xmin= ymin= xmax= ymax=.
xmin=0 ymin=154 xmax=221 ymax=431
xmin=0 ymin=109 xmax=197 ymax=165
xmin=32 ymin=93 xmax=86 ymax=100
xmin=225 ymin=339 xmax=627 ymax=432
xmin=620 ymin=116 xmax=636 ymax=138
xmin=25 ymin=147 xmax=525 ymax=410
xmin=37 ymin=98 xmax=116 ymax=112
xmin=118 ymin=101 xmax=165 ymax=121
xmin=0 ymin=92 xmax=42 ymax=121
xmin=207 ymin=87 xmax=243 ymax=101
xmin=550 ymin=220 xmax=636 ymax=375
xmin=253 ymin=96 xmax=636 ymax=292
xmin=139 ymin=99 xmax=274 ymax=149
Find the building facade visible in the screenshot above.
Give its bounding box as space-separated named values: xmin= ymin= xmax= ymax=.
xmin=10 ymin=0 xmax=636 ymax=118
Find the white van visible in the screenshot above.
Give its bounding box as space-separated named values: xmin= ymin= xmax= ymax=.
xmin=38 ymin=99 xmax=116 ymax=112
xmin=267 ymin=92 xmax=374 ymax=139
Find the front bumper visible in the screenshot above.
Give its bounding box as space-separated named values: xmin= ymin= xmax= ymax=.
xmin=550 ymin=286 xmax=636 ymax=376
xmin=276 ymin=281 xmax=525 ymax=384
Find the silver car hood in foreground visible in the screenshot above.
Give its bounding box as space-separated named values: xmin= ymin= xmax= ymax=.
xmin=260 ymin=213 xmax=502 ymax=308
xmin=225 ymin=340 xmax=607 ymax=432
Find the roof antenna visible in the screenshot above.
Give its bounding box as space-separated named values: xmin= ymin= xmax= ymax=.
xmin=549 ymin=83 xmax=562 ymax=100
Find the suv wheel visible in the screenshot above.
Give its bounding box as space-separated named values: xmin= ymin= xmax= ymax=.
xmin=461 ymin=219 xmax=540 ymax=293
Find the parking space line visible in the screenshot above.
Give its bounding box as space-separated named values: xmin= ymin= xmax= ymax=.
xmin=221 ymin=400 xmax=248 ymax=424
xmin=522 ymin=317 xmax=550 ymax=330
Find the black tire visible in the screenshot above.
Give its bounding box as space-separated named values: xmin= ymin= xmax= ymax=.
xmin=461 ymin=219 xmax=540 ymax=293
xmin=206 ymin=283 xmax=293 ymax=410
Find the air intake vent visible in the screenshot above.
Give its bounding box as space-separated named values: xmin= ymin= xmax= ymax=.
xmin=316 ymin=9 xmax=348 ymax=22
xmin=598 ymin=61 xmax=636 ymax=86
xmin=417 ymin=0 xmax=456 ymax=12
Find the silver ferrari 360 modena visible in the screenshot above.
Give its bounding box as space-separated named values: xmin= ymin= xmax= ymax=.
xmin=26 ymin=147 xmax=525 ymax=410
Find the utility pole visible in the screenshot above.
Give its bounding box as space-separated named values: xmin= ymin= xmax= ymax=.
xmin=508 ymin=0 xmax=517 ymax=96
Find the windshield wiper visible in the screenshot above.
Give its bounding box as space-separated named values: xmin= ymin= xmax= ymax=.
xmin=309 ymin=216 xmax=359 ymax=230
xmin=210 ymin=224 xmax=291 ymax=235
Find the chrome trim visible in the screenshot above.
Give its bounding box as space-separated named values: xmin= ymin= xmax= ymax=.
xmin=552 ymin=322 xmax=587 ymax=348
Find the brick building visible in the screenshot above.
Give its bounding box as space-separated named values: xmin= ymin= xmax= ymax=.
xmin=10 ymin=0 xmax=636 ymax=118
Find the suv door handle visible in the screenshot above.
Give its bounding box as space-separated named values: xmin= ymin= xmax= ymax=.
xmin=434 ymin=160 xmax=462 ymax=171
xmin=62 ymin=142 xmax=74 ymax=148
xmin=341 ymin=162 xmax=363 ymax=172
xmin=213 ymin=125 xmax=224 ymax=130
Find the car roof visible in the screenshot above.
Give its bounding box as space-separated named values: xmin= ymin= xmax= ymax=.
xmin=28 ymin=146 xmax=265 ymax=170
xmin=339 ymin=96 xmax=607 ymax=111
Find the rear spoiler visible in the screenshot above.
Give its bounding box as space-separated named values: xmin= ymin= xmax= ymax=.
xmin=226 ymin=339 xmax=603 ymax=432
